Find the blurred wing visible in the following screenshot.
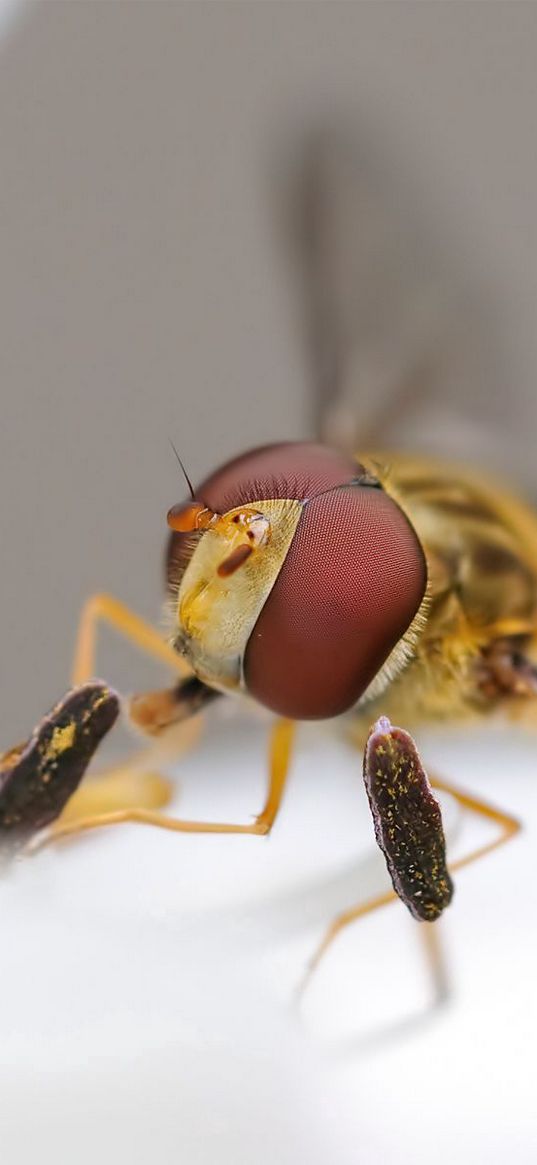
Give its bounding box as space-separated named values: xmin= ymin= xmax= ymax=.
xmin=279 ymin=128 xmax=515 ymax=476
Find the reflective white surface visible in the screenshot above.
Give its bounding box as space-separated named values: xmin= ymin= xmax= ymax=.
xmin=0 ymin=715 xmax=535 ymax=1163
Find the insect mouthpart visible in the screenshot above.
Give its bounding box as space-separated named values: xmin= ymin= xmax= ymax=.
xmin=217 ymin=544 xmax=253 ymax=577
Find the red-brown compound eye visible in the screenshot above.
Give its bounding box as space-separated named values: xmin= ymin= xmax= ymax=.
xmin=165 ymin=441 xmax=358 ymax=594
xmin=244 ymin=484 xmax=426 ymax=720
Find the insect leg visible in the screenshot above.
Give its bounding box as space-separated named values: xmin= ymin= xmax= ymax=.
xmin=49 ymin=764 xmax=173 ymax=826
xmin=41 ymin=677 xmax=218 ymax=835
xmin=62 ymin=592 xmax=200 ymax=827
xmin=53 ymin=674 xmax=218 ymax=808
xmin=430 ymin=775 xmax=521 ymax=870
xmin=71 ymin=592 xmax=190 ymax=685
xmin=31 ymin=718 xmax=296 ymax=851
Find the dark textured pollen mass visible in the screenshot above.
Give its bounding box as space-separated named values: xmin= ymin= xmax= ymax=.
xmin=363 ymin=717 xmax=454 ymax=921
xmin=0 ymin=682 xmax=119 ymax=859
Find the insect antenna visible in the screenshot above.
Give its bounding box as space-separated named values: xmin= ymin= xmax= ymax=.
xmin=169 ymin=439 xmax=196 ymax=501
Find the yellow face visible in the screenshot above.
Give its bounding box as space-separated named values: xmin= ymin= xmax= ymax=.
xmin=171 ymin=498 xmax=304 ymax=693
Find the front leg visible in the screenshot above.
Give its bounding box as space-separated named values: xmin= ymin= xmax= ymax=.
xmin=50 ymin=674 xmax=220 ymax=828
xmin=0 ymin=668 xmax=221 ymax=857
xmin=34 ymin=592 xmax=214 ymax=831
xmin=31 ymin=716 xmax=296 ymax=851
xmin=71 ymin=592 xmax=190 ymax=686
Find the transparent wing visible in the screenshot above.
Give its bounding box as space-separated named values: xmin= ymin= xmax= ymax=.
xmin=278 ymin=127 xmax=522 ymax=482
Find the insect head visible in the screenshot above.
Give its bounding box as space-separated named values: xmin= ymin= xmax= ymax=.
xmin=166 ymin=442 xmax=427 ymax=719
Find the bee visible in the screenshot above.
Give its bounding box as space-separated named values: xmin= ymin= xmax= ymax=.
xmin=1 ymin=436 xmax=528 ymax=990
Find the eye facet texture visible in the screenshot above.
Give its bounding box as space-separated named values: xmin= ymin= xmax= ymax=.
xmin=166 ymin=441 xmax=356 ymax=592
xmin=245 ymin=466 xmax=426 ymax=718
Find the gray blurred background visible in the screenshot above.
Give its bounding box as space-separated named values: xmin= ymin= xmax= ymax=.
xmin=1 ymin=0 xmax=537 ymax=741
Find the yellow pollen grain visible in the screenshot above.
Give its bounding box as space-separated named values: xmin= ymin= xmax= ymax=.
xmin=44 ymin=721 xmax=76 ymax=761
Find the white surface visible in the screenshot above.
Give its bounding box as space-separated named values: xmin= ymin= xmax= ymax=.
xmin=0 ymin=715 xmax=535 ymax=1164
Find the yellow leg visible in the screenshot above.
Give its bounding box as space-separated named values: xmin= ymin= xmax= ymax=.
xmin=62 ymin=592 xmax=199 ymax=833
xmin=302 ymin=776 xmax=520 ymax=991
xmin=32 ymin=718 xmax=296 ymax=851
xmin=54 ymin=766 xmax=173 ymax=824
xmin=71 ymin=592 xmax=190 ymax=685
xmin=420 ymin=918 xmax=450 ymax=1003
xmin=431 ymin=774 xmax=521 ymax=870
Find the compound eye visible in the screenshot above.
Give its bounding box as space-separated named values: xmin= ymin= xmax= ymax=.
xmin=244 ymin=486 xmax=426 ymax=720
xmin=165 ymin=441 xmax=359 ymax=595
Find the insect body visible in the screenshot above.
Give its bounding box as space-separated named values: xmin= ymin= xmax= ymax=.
xmin=167 ymin=441 xmax=537 ymax=733
xmin=360 ymin=451 xmax=537 ymax=725
xmin=0 ymin=440 xmax=526 ymax=978
xmin=163 ymin=440 xmax=530 ymax=927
